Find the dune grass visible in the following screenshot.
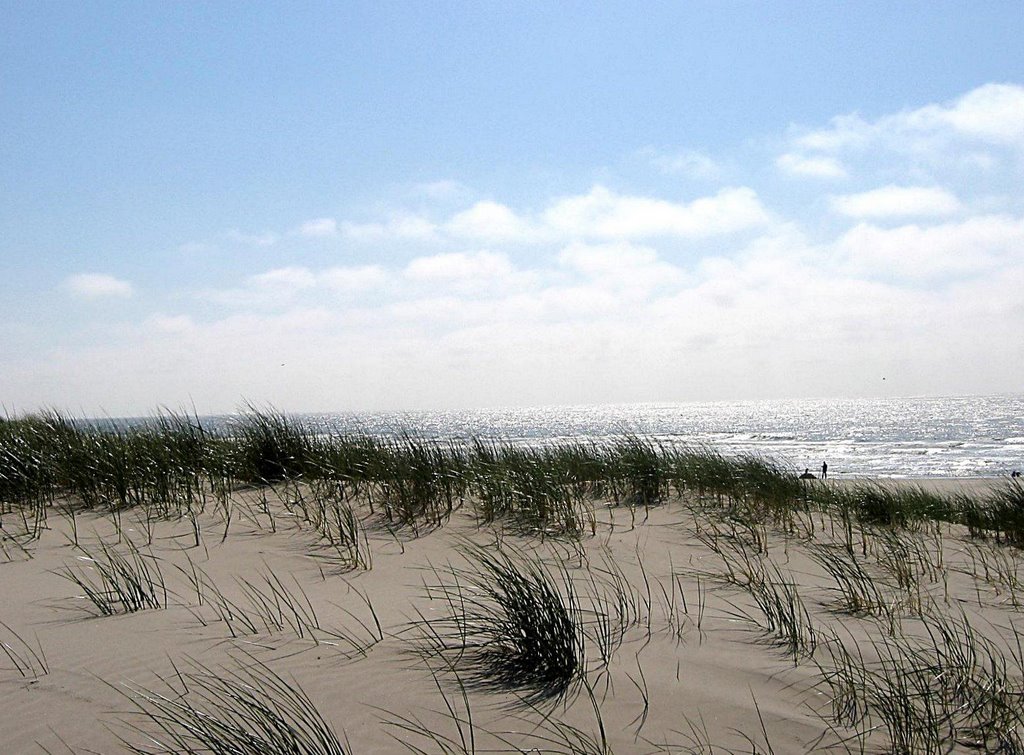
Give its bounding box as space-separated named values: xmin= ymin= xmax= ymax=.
xmin=120 ymin=655 xmax=351 ymax=754
xmin=9 ymin=407 xmax=1024 ymax=754
xmin=415 ymin=542 xmax=586 ymax=707
xmin=693 ymin=527 xmax=817 ymax=659
xmin=59 ymin=537 xmax=166 ymax=616
xmin=8 ymin=406 xmax=1021 ymax=555
xmin=0 ymin=409 xmax=816 ymax=545
xmin=963 ymin=478 xmax=1024 ymax=547
xmin=816 ymin=613 xmax=1024 ymax=752
xmin=813 ymin=481 xmax=961 ymax=529
xmin=0 ymin=620 xmax=49 ymax=679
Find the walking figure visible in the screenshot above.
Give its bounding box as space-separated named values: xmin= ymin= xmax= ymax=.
xmin=821 ymin=461 xmax=828 ymax=481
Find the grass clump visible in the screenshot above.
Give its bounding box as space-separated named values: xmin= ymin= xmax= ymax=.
xmin=121 ymin=655 xmax=351 ymax=754
xmin=59 ymin=538 xmax=166 ymax=616
xmin=963 ymin=478 xmax=1024 ymax=547
xmin=607 ymin=436 xmax=668 ymax=507
xmin=809 ymin=543 xmax=893 ymax=621
xmin=694 ymin=528 xmax=816 ymax=659
xmin=469 ymin=441 xmax=590 ymax=538
xmin=416 ymin=543 xmax=585 ymax=707
xmin=819 ymin=482 xmax=959 ymax=528
xmin=817 ymin=613 xmax=1024 ymax=752
xmin=230 ymin=407 xmax=314 ymax=484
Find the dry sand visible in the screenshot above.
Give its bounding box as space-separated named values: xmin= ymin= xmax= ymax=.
xmin=2 ymin=477 xmax=1021 ymax=753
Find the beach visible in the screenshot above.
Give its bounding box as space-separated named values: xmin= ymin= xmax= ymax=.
xmin=3 ymin=447 xmax=1024 ymax=754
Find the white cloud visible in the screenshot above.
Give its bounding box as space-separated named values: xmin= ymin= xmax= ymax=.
xmin=249 ymin=266 xmax=318 ymax=292
xmin=447 ymin=201 xmax=534 ymax=242
xmin=557 ymin=241 xmax=687 ymax=298
xmin=327 ymin=185 xmax=773 ymax=247
xmin=413 ymin=180 xmax=467 ymax=199
xmin=64 ymin=273 xmax=133 ymax=299
xmin=341 ymin=213 xmax=437 ymax=242
xmin=542 ymin=185 xmax=770 ymax=239
xmin=298 ymin=217 xmax=339 ymax=237
xmin=795 ymin=114 xmax=872 ymax=152
xmin=334 ymin=185 xmax=770 ymax=245
xmin=796 ymin=83 xmax=1024 ymax=154
xmin=404 ymin=251 xmax=514 ymax=283
xmin=320 ymin=265 xmax=389 ymax=292
xmin=776 ymin=153 xmax=848 ymax=179
xmin=837 ymin=214 xmax=1024 ymax=280
xmin=925 ymin=83 xmax=1024 ymax=144
xmin=829 ymin=185 xmax=962 ymax=218
xmin=207 ymin=264 xmax=392 ymax=307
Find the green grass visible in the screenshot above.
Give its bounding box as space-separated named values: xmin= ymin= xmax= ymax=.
xmin=813 ymin=481 xmax=962 ymax=529
xmin=6 ymin=407 xmax=1024 ymax=555
xmin=121 ymin=655 xmax=351 ymax=754
xmin=59 ymin=538 xmax=166 ymax=616
xmin=415 ymin=543 xmax=586 ymax=707
xmin=0 ymin=620 xmax=49 ymax=679
xmin=816 ymin=613 xmax=1024 ymax=752
xmin=963 ymin=478 xmax=1024 ymax=546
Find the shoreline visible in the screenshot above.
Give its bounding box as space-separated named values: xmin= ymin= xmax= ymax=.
xmin=813 ymin=475 xmax=1010 ymax=495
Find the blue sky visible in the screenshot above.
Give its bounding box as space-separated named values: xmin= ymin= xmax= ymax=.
xmin=3 ymin=2 xmax=1023 ymax=415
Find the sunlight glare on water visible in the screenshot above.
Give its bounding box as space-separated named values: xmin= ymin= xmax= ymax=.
xmin=287 ymin=394 xmax=1024 ymax=479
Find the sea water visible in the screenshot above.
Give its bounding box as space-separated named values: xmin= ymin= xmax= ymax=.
xmin=289 ymin=393 xmax=1024 ymax=479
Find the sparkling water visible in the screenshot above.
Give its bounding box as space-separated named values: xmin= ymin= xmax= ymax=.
xmin=289 ymin=393 xmax=1024 ymax=478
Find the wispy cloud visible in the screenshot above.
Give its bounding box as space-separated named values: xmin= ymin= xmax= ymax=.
xmin=642 ymin=148 xmax=722 ymax=179
xmin=249 ymin=266 xmax=318 ymax=292
xmin=542 ymin=186 xmax=769 ymax=240
xmin=204 ymin=264 xmax=391 ymax=307
xmin=403 ymin=250 xmax=514 ymax=283
xmin=340 ymin=213 xmax=438 ymax=242
xmin=297 ymin=217 xmax=339 ymax=237
xmin=795 ymin=83 xmax=1024 ymax=154
xmin=225 ymin=229 xmax=279 ymax=246
xmin=829 ymin=185 xmax=962 ymax=218
xmin=776 ymin=152 xmax=847 ymax=179
xmin=64 ymin=273 xmax=133 ymax=299
xmin=446 ymin=201 xmax=534 ymax=242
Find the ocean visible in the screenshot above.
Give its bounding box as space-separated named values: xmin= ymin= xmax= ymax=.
xmin=281 ymin=393 xmax=1024 ymax=479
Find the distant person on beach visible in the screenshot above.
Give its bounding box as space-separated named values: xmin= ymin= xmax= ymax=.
xmin=821 ymin=461 xmax=828 ymax=480
xmin=1013 ymin=470 xmax=1021 ymax=478
xmin=799 ymin=468 xmax=816 ymax=480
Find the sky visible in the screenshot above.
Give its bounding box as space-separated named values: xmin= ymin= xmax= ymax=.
xmin=2 ymin=2 xmax=1023 ymax=416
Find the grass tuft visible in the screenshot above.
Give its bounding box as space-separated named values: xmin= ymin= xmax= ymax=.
xmin=58 ymin=538 xmax=166 ymax=616
xmin=120 ymin=655 xmax=351 ymax=754
xmin=415 ymin=543 xmax=585 ymax=707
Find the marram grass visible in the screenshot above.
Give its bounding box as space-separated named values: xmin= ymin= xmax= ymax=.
xmin=3 ymin=407 xmax=1020 ymax=548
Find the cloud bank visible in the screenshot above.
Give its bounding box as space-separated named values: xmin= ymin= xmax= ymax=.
xmin=10 ymin=83 xmax=1024 ymax=414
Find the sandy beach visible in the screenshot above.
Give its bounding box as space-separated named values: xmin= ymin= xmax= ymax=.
xmin=3 ymin=468 xmax=1024 ymax=754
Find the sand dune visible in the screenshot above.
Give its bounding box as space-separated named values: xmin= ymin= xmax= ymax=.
xmin=3 ymin=476 xmax=1023 ymax=753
